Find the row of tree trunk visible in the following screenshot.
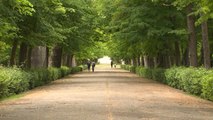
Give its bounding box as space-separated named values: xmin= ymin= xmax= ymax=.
xmin=9 ymin=43 xmax=76 ymax=69
xmin=126 ymin=4 xmax=211 ymax=69
xmin=186 ymin=4 xmax=211 ymax=69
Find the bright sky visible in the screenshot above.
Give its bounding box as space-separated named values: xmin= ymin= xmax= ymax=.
xmin=98 ymin=56 xmax=111 ymax=64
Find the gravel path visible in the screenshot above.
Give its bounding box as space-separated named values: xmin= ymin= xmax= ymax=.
xmin=0 ymin=65 xmax=213 ymax=120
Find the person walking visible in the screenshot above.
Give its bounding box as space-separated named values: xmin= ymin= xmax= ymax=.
xmin=111 ymin=61 xmax=113 ymax=68
xmin=91 ymin=61 xmax=96 ymax=72
xmin=87 ymin=60 xmax=91 ymax=71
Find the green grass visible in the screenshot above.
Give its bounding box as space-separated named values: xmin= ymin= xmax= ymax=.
xmin=0 ymin=94 xmax=25 ymax=102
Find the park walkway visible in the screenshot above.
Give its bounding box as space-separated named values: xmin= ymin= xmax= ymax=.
xmin=0 ymin=65 xmax=213 ymax=120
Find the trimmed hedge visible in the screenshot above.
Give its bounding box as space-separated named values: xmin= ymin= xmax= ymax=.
xmin=0 ymin=66 xmax=82 ymax=99
xmin=121 ymin=65 xmax=213 ymax=101
xmin=0 ymin=67 xmax=30 ymax=98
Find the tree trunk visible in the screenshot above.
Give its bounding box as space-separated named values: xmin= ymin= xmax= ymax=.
xmin=143 ymin=56 xmax=154 ymax=68
xmin=199 ymin=46 xmax=204 ymax=66
xmin=10 ymin=39 xmax=18 ymax=66
xmin=201 ymin=20 xmax=211 ymax=69
xmin=71 ymin=55 xmax=77 ymax=67
xmin=26 ymin=46 xmax=32 ymax=68
xmin=143 ymin=56 xmax=149 ymax=68
xmin=66 ymin=54 xmax=71 ymax=67
xmin=186 ymin=4 xmax=198 ymax=67
xmin=140 ymin=56 xmax=144 ymax=67
xmin=62 ymin=54 xmax=67 ymax=66
xmin=137 ymin=56 xmax=141 ymax=66
xmin=31 ymin=46 xmax=47 ymax=68
xmin=149 ymin=57 xmax=154 ymax=68
xmin=19 ymin=42 xmax=28 ymax=67
xmin=175 ymin=41 xmax=181 ymax=66
xmin=52 ymin=45 xmax=63 ymax=68
xmin=132 ymin=57 xmax=137 ymax=66
xmin=169 ymin=56 xmax=173 ymax=67
xmin=163 ymin=55 xmax=170 ymax=68
xmin=46 ymin=47 xmax=49 ymax=68
xmin=182 ymin=48 xmax=189 ymax=66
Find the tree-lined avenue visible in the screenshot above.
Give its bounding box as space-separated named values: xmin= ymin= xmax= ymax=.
xmin=0 ymin=65 xmax=213 ymax=120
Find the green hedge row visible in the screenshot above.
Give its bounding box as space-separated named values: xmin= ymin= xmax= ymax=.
xmin=0 ymin=67 xmax=31 ymax=98
xmin=121 ymin=65 xmax=213 ymax=101
xmin=0 ymin=66 xmax=82 ymax=99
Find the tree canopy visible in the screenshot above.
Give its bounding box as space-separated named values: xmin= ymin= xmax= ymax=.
xmin=0 ymin=0 xmax=212 ymax=69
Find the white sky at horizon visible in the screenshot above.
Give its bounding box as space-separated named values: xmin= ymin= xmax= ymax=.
xmin=98 ymin=56 xmax=112 ymax=64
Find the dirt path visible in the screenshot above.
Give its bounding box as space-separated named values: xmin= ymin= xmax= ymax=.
xmin=0 ymin=65 xmax=213 ymax=120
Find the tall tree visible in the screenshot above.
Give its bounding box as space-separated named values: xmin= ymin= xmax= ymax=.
xmin=186 ymin=3 xmax=198 ymax=67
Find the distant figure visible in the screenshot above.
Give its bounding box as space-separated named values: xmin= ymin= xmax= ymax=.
xmin=114 ymin=64 xmax=116 ymax=68
xmin=111 ymin=61 xmax=113 ymax=68
xmin=87 ymin=60 xmax=91 ymax=71
xmin=91 ymin=62 xmax=96 ymax=72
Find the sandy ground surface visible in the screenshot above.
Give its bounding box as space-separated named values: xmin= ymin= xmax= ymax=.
xmin=0 ymin=65 xmax=213 ymax=120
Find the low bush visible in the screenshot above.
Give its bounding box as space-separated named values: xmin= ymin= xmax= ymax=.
xmin=0 ymin=66 xmax=82 ymax=99
xmin=201 ymin=74 xmax=213 ymax=101
xmin=121 ymin=65 xmax=130 ymax=71
xmin=152 ymin=68 xmax=165 ymax=83
xmin=164 ymin=67 xmax=180 ymax=88
xmin=60 ymin=66 xmax=72 ymax=77
xmin=48 ymin=67 xmax=62 ymax=80
xmin=71 ymin=66 xmax=83 ymax=73
xmin=0 ymin=67 xmax=30 ymax=98
xmin=29 ymin=69 xmax=49 ymax=88
xmin=122 ymin=65 xmax=213 ymax=101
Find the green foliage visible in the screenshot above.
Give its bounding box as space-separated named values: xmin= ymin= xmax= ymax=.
xmin=201 ymin=74 xmax=213 ymax=101
xmin=165 ymin=67 xmax=211 ymax=95
xmin=152 ymin=68 xmax=166 ymax=83
xmin=0 ymin=42 xmax=10 ymax=64
xmin=0 ymin=67 xmax=30 ymax=98
xmin=47 ymin=67 xmax=62 ymax=80
xmin=71 ymin=66 xmax=82 ymax=74
xmin=121 ymin=65 xmax=132 ymax=71
xmin=60 ymin=66 xmax=72 ymax=77
xmin=29 ymin=68 xmax=49 ymax=88
xmin=164 ymin=67 xmax=180 ymax=88
xmin=100 ymin=0 xmax=187 ymax=61
xmin=122 ymin=65 xmax=213 ymax=101
xmin=0 ymin=0 xmax=105 ymax=66
xmin=0 ymin=66 xmax=82 ymax=99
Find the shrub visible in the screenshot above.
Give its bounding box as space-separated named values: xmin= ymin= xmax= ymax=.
xmin=121 ymin=65 xmax=132 ymax=71
xmin=0 ymin=66 xmax=83 ymax=99
xmin=79 ymin=65 xmax=87 ymax=70
xmin=48 ymin=67 xmax=62 ymax=80
xmin=121 ymin=65 xmax=213 ymax=101
xmin=165 ymin=67 xmax=210 ymax=95
xmin=165 ymin=67 xmax=179 ymax=88
xmin=71 ymin=66 xmax=82 ymax=73
xmin=60 ymin=66 xmax=71 ymax=77
xmin=135 ymin=67 xmax=152 ymax=79
xmin=201 ymin=74 xmax=213 ymax=101
xmin=129 ymin=66 xmax=136 ymax=73
xmin=121 ymin=65 xmax=136 ymax=73
xmin=0 ymin=67 xmax=30 ymax=98
xmin=152 ymin=68 xmax=165 ymax=83
xmin=28 ymin=69 xmax=49 ymax=88
xmin=181 ymin=68 xmax=209 ymax=95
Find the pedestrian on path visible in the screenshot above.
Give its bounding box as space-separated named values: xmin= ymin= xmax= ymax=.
xmin=91 ymin=61 xmax=96 ymax=72
xmin=87 ymin=60 xmax=91 ymax=71
xmin=111 ymin=61 xmax=113 ymax=68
